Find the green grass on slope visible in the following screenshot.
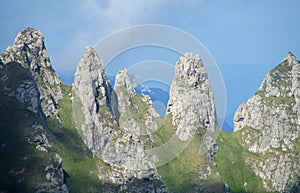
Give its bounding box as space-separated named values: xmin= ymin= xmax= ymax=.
xmin=48 ymin=85 xmax=118 ymax=193
xmin=216 ymin=130 xmax=271 ymax=193
xmin=157 ymin=135 xmax=223 ymax=192
xmin=153 ymin=114 xmax=175 ymax=147
xmin=155 ymin=116 xmax=223 ymax=192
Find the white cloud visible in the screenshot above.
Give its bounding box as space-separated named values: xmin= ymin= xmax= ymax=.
xmin=54 ymin=0 xmax=169 ymax=77
xmin=80 ymin=0 xmax=165 ymax=27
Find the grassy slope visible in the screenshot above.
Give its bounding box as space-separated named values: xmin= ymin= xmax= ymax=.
xmin=154 ymin=115 xmax=223 ymax=193
xmin=216 ymin=130 xmax=271 ymax=193
xmin=0 ymin=95 xmax=51 ymax=192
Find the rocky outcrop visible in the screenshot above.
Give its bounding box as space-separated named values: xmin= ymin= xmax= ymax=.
xmin=37 ymin=154 xmax=68 ymax=193
xmin=0 ymin=61 xmax=51 ymax=147
xmin=115 ymin=68 xmax=159 ymax=137
xmin=111 ymin=68 xmax=160 ymax=183
xmin=167 ymin=53 xmax=216 ymax=141
xmin=164 ymin=53 xmax=223 ymax=191
xmin=72 ymin=46 xmax=119 ymax=154
xmin=234 ymin=52 xmax=300 ymax=192
xmin=0 ymin=27 xmax=63 ymax=117
xmin=72 ymin=47 xmax=166 ymax=190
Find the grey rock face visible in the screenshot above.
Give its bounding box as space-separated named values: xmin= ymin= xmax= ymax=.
xmin=166 ymin=53 xmax=222 ymax=189
xmin=115 ymin=68 xmax=159 ymax=136
xmin=167 ymin=53 xmax=216 ymax=141
xmin=0 ymin=28 xmax=63 ymax=117
xmin=73 ymin=46 xmax=119 ymax=154
xmin=234 ymin=52 xmax=300 ymax=192
xmin=72 ymin=48 xmax=165 ymax=189
xmin=12 ymin=79 xmax=40 ymax=113
xmin=111 ymin=68 xmax=159 ymax=183
xmin=37 ymin=154 xmax=68 ymax=193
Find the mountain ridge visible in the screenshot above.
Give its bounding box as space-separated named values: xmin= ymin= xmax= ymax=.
xmin=0 ymin=27 xmax=299 ymax=193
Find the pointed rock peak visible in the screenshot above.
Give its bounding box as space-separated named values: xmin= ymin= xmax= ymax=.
xmin=1 ymin=27 xmax=54 ymax=72
xmin=174 ymin=52 xmax=208 ymax=87
xmin=178 ymin=52 xmax=203 ymax=68
xmin=14 ymin=27 xmax=44 ymax=47
xmin=0 ymin=28 xmax=62 ymax=117
xmin=78 ymin=47 xmax=105 ymax=73
xmin=283 ymin=51 xmax=298 ymax=65
xmin=168 ymin=53 xmax=216 ymax=141
xmin=114 ymin=68 xmax=135 ymax=95
xmin=83 ymin=46 xmax=100 ymax=61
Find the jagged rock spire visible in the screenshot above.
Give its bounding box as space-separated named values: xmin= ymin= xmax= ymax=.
xmin=73 ymin=48 xmax=163 ymax=186
xmin=0 ymin=27 xmax=62 ymax=117
xmin=114 ymin=68 xmax=135 ymax=96
xmin=167 ymin=53 xmax=216 ymax=141
xmin=2 ymin=28 xmax=52 ymax=71
xmin=73 ymin=46 xmax=118 ymax=152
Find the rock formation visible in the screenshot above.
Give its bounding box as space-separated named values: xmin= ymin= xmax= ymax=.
xmin=167 ymin=53 xmax=216 ymax=141
xmin=72 ymin=46 xmax=119 ymax=154
xmin=0 ymin=27 xmax=63 ymax=117
xmin=4 ymin=27 xmax=299 ymax=193
xmin=72 ymin=47 xmax=166 ymax=189
xmin=0 ymin=28 xmax=68 ymax=192
xmin=234 ymin=52 xmax=300 ymax=192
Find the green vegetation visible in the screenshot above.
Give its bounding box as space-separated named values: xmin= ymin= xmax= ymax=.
xmin=269 ymin=60 xmax=293 ymax=91
xmin=0 ymin=96 xmax=51 ymax=192
xmin=153 ymin=115 xmax=223 ymax=192
xmin=216 ymin=129 xmax=271 ymax=193
xmin=270 ymin=60 xmax=292 ymax=76
xmin=0 ymin=62 xmax=118 ymax=192
xmin=3 ymin=58 xmax=297 ymax=193
xmin=153 ymin=114 xmax=175 ymax=147
xmin=157 ymin=134 xmax=223 ymax=193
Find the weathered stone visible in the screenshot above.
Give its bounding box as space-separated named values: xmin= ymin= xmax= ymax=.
xmin=72 ymin=47 xmax=165 ymax=190
xmin=234 ymin=52 xmax=300 ymax=192
xmin=36 ymin=154 xmax=68 ymax=193
xmin=167 ymin=53 xmax=216 ymax=141
xmin=72 ymin=46 xmax=119 ymax=154
xmin=0 ymin=28 xmax=63 ymax=117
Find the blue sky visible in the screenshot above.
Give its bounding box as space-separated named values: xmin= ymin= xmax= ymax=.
xmin=1 ymin=0 xmax=300 ymax=131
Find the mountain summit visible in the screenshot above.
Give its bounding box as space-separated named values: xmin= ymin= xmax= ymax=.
xmin=0 ymin=27 xmax=63 ymax=117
